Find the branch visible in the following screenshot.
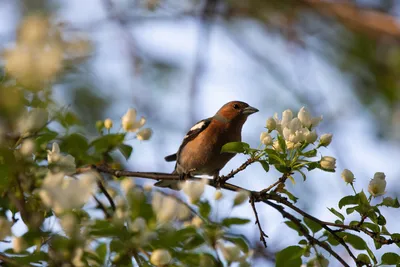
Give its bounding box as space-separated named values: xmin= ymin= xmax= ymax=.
xmin=250 ymin=196 xmax=268 ymax=248
xmin=220 ymin=157 xmax=257 ymax=183
xmin=263 ymin=199 xmax=350 ymax=267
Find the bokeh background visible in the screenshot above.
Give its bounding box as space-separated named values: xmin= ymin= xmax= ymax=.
xmin=1 ymin=0 xmax=400 ymax=266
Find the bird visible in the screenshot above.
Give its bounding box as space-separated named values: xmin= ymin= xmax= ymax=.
xmin=155 ymin=101 xmax=259 ymax=189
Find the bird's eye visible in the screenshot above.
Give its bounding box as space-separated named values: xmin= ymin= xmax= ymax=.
xmin=233 ymin=104 xmax=240 ymax=110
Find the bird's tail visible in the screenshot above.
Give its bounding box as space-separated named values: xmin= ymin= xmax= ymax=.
xmin=164 ymin=153 xmax=177 ymax=162
xmin=154 ymin=169 xmax=180 ymax=190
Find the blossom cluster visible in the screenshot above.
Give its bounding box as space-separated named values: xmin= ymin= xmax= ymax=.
xmin=3 ymin=15 xmax=90 ymax=87
xmin=260 ymin=107 xmax=336 ymax=170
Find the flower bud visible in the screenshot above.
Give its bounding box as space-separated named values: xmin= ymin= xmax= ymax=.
xmin=214 ymin=190 xmax=223 ymax=201
xmin=137 ymin=128 xmax=152 ymax=141
xmin=298 ymin=107 xmax=312 ymax=128
xmin=95 ymin=120 xmax=104 ymax=131
xmin=20 ymin=139 xmax=35 ymax=156
xmin=104 ymin=118 xmax=113 ymax=129
xmin=368 ymin=172 xmax=386 ymax=197
xmin=191 ymin=216 xmax=203 ymax=228
xmin=260 ymin=132 xmax=272 ymax=146
xmin=305 ymin=130 xmax=317 ymax=143
xmin=150 ymin=249 xmax=171 ymax=266
xmin=266 ymin=117 xmax=276 ymax=131
xmin=233 ymin=190 xmax=250 ymax=206
xmin=341 ymin=169 xmax=354 ymax=184
xmin=281 ymin=109 xmax=293 ymax=128
xmin=320 ymin=156 xmax=336 ymax=170
xmin=319 ymin=133 xmax=333 ymax=147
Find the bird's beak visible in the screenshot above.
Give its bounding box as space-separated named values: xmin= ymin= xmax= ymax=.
xmin=242 ymin=106 xmax=259 ymax=115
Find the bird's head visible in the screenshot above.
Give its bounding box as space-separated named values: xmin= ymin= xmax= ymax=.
xmin=214 ymin=101 xmax=259 ymax=123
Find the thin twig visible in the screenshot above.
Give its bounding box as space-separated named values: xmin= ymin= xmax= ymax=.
xmin=92 ymin=195 xmax=112 ymax=219
xmin=250 ymin=196 xmax=268 ymax=248
xmin=263 ymin=200 xmax=350 ymax=267
xmin=220 ymin=158 xmax=257 ymax=183
xmin=96 ymin=180 xmax=116 ymax=211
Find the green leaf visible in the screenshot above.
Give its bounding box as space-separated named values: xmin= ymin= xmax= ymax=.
xmin=198 ymin=201 xmax=211 ymax=218
xmin=380 ymin=197 xmax=400 ymax=208
xmin=361 ymin=222 xmax=379 ymax=233
xmin=280 ymin=189 xmax=298 ymax=203
xmin=298 ymin=239 xmax=307 ymax=245
xmin=357 ymin=191 xmax=369 ymax=206
xmin=118 ymin=144 xmax=133 ymax=160
xmin=265 ymin=149 xmax=286 ymax=166
xmin=284 ymin=221 xmax=308 ymax=236
xmin=303 ymin=217 xmax=322 ymax=233
xmin=258 ymin=161 xmax=269 ymax=172
xmin=328 ymin=207 xmax=345 ymax=221
xmin=276 ymin=246 xmax=303 ymax=267
xmin=381 ymin=253 xmax=400 ymax=265
xmin=391 ymin=233 xmax=400 ymax=248
xmin=224 ymin=235 xmax=249 ymax=253
xmin=95 ymin=243 xmax=107 ymax=264
xmin=301 ymin=149 xmax=317 ymax=158
xmin=90 ymin=134 xmax=125 ymax=154
xmin=366 ymin=245 xmax=377 ymax=264
xmin=184 ymin=235 xmax=205 ymax=250
xmin=221 ymin=142 xmax=249 ymax=154
xmin=338 ymin=195 xmax=358 ymax=209
xmin=221 ymin=218 xmax=251 ymax=227
xmin=277 ymin=135 xmax=287 ymax=152
xmin=377 ymin=215 xmax=386 ymax=226
xmin=357 ymin=254 xmax=371 ymax=265
xmin=35 ymin=131 xmax=58 ymax=148
xmin=336 ymin=232 xmax=367 ymax=250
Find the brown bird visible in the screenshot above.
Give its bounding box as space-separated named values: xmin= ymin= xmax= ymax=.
xmin=155 ymin=101 xmax=258 ymax=189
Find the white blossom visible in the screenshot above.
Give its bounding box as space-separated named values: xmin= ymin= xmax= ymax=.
xmin=152 ymin=192 xmax=178 ymax=223
xmin=137 ymin=128 xmax=152 ymax=140
xmin=260 ymin=132 xmax=272 ymax=146
xmin=39 ymin=171 xmax=97 ymax=213
xmin=368 ymin=172 xmax=386 ymax=197
xmin=130 ymin=217 xmax=146 ymax=232
xmin=298 ymin=107 xmax=312 ymax=128
xmin=176 ymin=204 xmax=191 ymax=221
xmin=233 ymin=190 xmax=250 ymax=206
xmin=320 ymin=156 xmax=336 ymax=170
xmin=47 ymin=142 xmax=76 ymax=175
xmin=0 ymin=217 xmax=11 ymax=240
xmin=266 ymin=117 xmax=276 ymax=131
xmin=304 ymin=129 xmax=318 ymax=143
xmin=60 ymin=214 xmax=77 ymax=237
xmin=281 ymin=109 xmax=293 ymax=128
xmin=120 ymin=178 xmax=135 ymax=195
xmin=150 ymin=249 xmax=171 ymax=266
xmin=180 ymin=179 xmax=208 ymax=203
xmin=341 ymin=169 xmax=354 ymax=184
xmin=121 ymin=108 xmax=146 ymax=132
xmin=17 ymin=108 xmax=48 ymax=136
xmin=320 ymin=133 xmax=333 ymax=147
xmin=219 ymin=243 xmax=241 ymax=262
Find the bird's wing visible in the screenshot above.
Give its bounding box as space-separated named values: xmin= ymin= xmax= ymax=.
xmin=164 ymin=118 xmax=212 ymax=162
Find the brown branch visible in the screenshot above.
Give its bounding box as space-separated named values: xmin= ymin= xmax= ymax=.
xmin=96 ymin=180 xmax=116 ymax=212
xmin=263 ymin=199 xmax=350 ymax=267
xmin=81 ymin=163 xmax=399 ymax=266
xmin=254 ymin=192 xmax=360 ymax=264
xmin=250 ymin=196 xmax=268 ymax=248
xmin=92 ymin=195 xmax=112 ymax=219
xmin=220 ymin=158 xmax=257 ymax=183
xmin=301 ymin=0 xmax=400 ymax=39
